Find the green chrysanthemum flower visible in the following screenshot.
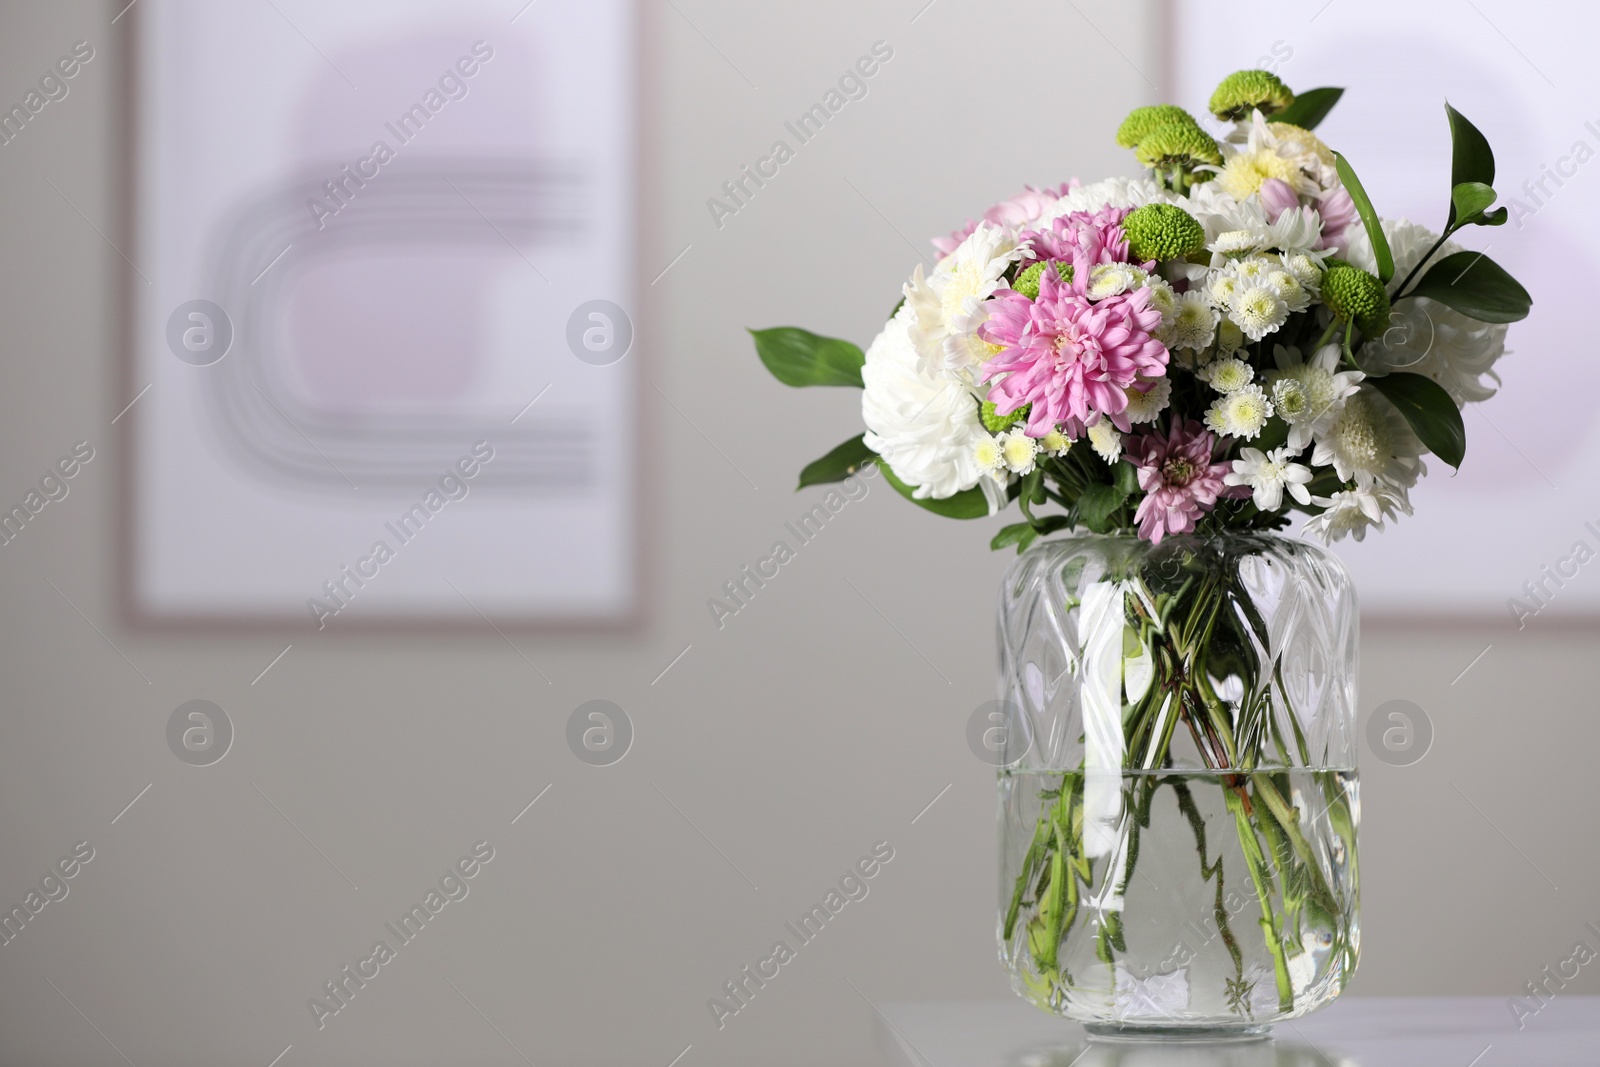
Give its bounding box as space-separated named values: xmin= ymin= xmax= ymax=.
xmin=981 ymin=400 xmax=1029 ymax=433
xmin=1121 ymin=203 xmax=1207 ymax=262
xmin=1322 ymin=264 xmax=1391 ymax=336
xmin=1115 ymin=104 xmax=1202 ymax=149
xmin=1011 ymin=260 xmax=1073 ymax=300
xmin=1208 ymin=69 xmax=1295 ymax=121
xmin=1134 ymin=122 xmax=1223 ymax=170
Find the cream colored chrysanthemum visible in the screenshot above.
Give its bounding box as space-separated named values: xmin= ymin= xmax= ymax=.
xmin=998 ymin=428 xmax=1039 ymax=475
xmin=1160 ymin=291 xmax=1220 ymax=352
xmin=1205 ymin=357 xmax=1255 ymax=394
xmin=1088 ymin=420 xmax=1123 ymax=463
xmin=973 ymin=434 xmax=1004 ymax=477
xmin=1229 ymin=285 xmax=1288 ymax=341
xmin=1040 ymin=429 xmax=1072 ymax=455
xmin=1124 ymin=379 xmax=1172 ymax=424
xmin=1087 ymin=262 xmax=1148 ymax=300
xmin=1204 ymin=384 xmax=1274 ymax=439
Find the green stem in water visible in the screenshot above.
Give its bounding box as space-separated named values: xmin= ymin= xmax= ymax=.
xmin=1226 ymin=787 xmax=1295 ymax=1013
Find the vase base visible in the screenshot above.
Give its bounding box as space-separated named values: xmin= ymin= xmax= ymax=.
xmin=1083 ymin=1021 xmax=1272 ymax=1043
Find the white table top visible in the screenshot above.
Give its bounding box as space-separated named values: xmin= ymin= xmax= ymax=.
xmin=876 ymin=997 xmax=1600 ymax=1067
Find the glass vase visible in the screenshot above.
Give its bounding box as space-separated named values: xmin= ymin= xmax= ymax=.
xmin=994 ymin=531 xmax=1359 ymax=1039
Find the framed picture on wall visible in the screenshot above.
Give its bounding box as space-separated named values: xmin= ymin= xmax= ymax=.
xmin=123 ymin=0 xmax=642 ymax=629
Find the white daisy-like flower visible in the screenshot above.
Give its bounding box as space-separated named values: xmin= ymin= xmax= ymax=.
xmin=1040 ymin=429 xmax=1072 ymax=455
xmin=1123 ymin=378 xmax=1172 ymax=424
xmin=1282 ymin=252 xmax=1323 ymax=293
xmin=1225 ymin=446 xmax=1314 ymax=511
xmin=1229 ymin=256 xmax=1274 ymax=285
xmin=1143 ymin=276 xmax=1178 ymax=324
xmin=861 ymin=304 xmax=1007 ymax=512
xmin=1204 ymin=384 xmax=1274 ymax=439
xmin=1229 ymin=285 xmax=1289 ymax=341
xmin=1215 ymin=111 xmax=1324 ymax=201
xmin=1189 ymin=178 xmax=1325 ymax=258
xmin=1311 ymin=386 xmax=1426 ymax=489
xmin=1204 ymin=357 xmax=1254 ymax=394
xmin=1212 ymin=229 xmax=1260 ymax=256
xmin=904 ymin=222 xmax=1022 ymax=382
xmin=1160 ymin=291 xmax=1220 ymax=352
xmin=1087 ymin=420 xmax=1123 ymax=463
xmin=1263 ymin=268 xmax=1311 ymax=313
xmin=998 ymin=428 xmax=1039 ymax=475
xmin=1087 ymin=262 xmax=1148 ymax=300
xmin=1302 ymin=483 xmax=1412 ymax=543
xmin=1267 ymin=344 xmax=1364 ymax=450
xmin=973 ymin=434 xmax=1004 ymax=477
xmin=1345 ymin=218 xmax=1508 ymax=403
xmin=1208 ymin=272 xmax=1240 ymax=308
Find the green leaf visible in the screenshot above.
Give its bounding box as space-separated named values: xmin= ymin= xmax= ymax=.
xmin=1405 ymin=250 xmax=1531 ymax=323
xmin=1478 ymin=206 xmax=1509 ymax=227
xmin=1273 ymin=87 xmax=1344 ymax=130
xmin=1450 ymin=181 xmax=1498 ymax=225
xmin=1076 ymin=483 xmax=1128 ymax=533
xmin=797 ymin=434 xmax=876 ymax=489
xmin=991 ymin=522 xmax=1035 ymax=552
xmin=880 ymin=462 xmax=992 ymax=519
xmin=1112 ymin=459 xmax=1139 ymax=495
xmin=1334 ymin=152 xmax=1393 ymax=284
xmin=749 ymin=327 xmax=865 ymax=387
xmin=1446 ymin=102 xmax=1495 ymax=188
xmin=1367 ymin=372 xmax=1466 ymax=470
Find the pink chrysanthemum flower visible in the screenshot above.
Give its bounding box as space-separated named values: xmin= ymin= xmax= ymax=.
xmin=1128 ymin=418 xmax=1240 ymax=544
xmin=978 ymin=249 xmax=1168 ymax=437
xmin=933 ymin=181 xmax=1078 ymax=257
xmin=1021 ymin=205 xmax=1135 ymax=266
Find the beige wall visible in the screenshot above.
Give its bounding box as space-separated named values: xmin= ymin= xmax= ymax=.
xmin=0 ymin=2 xmax=1594 ymax=1065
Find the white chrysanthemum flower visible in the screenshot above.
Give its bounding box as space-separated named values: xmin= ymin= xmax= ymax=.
xmin=1229 ymin=285 xmax=1289 ymax=341
xmin=1204 ymin=384 xmax=1274 ymax=439
xmin=973 ymin=434 xmax=1004 ymax=477
xmin=1189 ymin=178 xmax=1326 ymax=259
xmin=1124 ymin=378 xmax=1172 ymax=424
xmin=1204 ymin=357 xmax=1255 ymax=394
xmin=1143 ymin=277 xmax=1178 ymax=324
xmin=1225 ymin=446 xmax=1314 ymax=511
xmin=1035 ymin=176 xmax=1170 ymax=228
xmin=1282 ymin=252 xmax=1323 ymax=293
xmin=1344 ymin=218 xmax=1509 ymax=403
xmin=1268 ymin=344 xmax=1364 ymax=450
xmin=1087 ymin=262 xmax=1148 ymax=300
xmin=1040 ymin=429 xmax=1072 ymax=455
xmin=1264 ymin=268 xmax=1311 ymax=313
xmin=1310 ymin=386 xmax=1425 ymax=489
xmin=1303 ymin=483 xmax=1412 ymax=543
xmin=1216 ymin=112 xmax=1324 ymax=200
xmin=1161 ymin=291 xmax=1220 ymax=352
xmin=861 ymin=305 xmax=1007 ymax=512
xmin=904 ymin=222 xmax=1022 ymax=381
xmin=1208 ymin=272 xmax=1240 ymax=308
xmin=1212 ymin=229 xmax=1260 ymax=256
xmin=1087 ymin=420 xmax=1122 ymax=463
xmin=1229 ymin=256 xmax=1273 ymax=285
xmin=998 ymin=428 xmax=1039 ymax=475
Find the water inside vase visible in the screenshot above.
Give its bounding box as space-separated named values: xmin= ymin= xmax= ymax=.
xmin=998 ymin=768 xmax=1359 ymax=1031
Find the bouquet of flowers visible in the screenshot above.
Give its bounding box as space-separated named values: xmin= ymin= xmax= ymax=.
xmin=752 ymin=71 xmax=1531 ymax=1026
xmin=751 ymin=69 xmax=1529 ymax=550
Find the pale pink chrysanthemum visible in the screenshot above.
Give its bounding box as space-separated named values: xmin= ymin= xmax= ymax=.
xmin=977 ymin=249 xmax=1168 ymax=438
xmin=933 ymin=181 xmax=1078 ymax=257
xmin=1021 ymin=204 xmax=1136 ymax=267
xmin=1128 ymin=418 xmax=1240 ymax=544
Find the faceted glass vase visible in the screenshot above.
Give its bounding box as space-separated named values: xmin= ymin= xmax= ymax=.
xmin=993 ymin=531 xmax=1360 ymax=1039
